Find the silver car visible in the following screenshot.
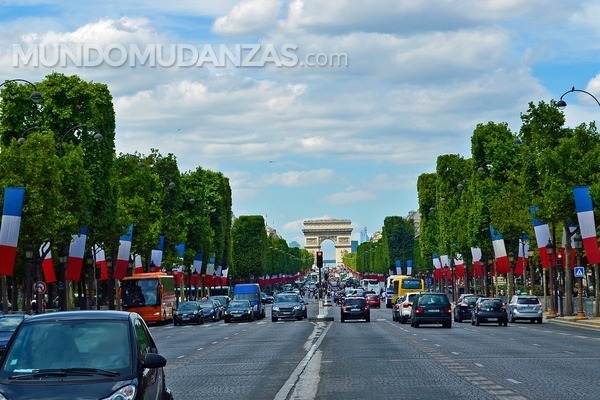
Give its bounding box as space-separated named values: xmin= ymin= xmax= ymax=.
xmin=507 ymin=295 xmax=543 ymax=324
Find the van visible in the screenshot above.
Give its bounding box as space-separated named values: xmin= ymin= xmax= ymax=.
xmin=232 ymin=283 xmax=265 ymax=319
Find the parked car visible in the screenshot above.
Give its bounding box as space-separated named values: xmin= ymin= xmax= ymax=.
xmin=341 ymin=296 xmax=370 ymax=323
xmin=410 ymin=292 xmax=452 ymax=328
xmin=507 ymin=295 xmax=543 ymax=324
xmin=223 ymin=300 xmax=254 ymax=323
xmin=0 ymin=314 xmax=27 ymax=355
xmin=198 ymin=299 xmax=223 ymax=321
xmin=272 ymin=293 xmax=305 ymax=321
xmin=453 ymin=294 xmax=478 ymax=322
xmin=0 ymin=310 xmax=173 ymax=400
xmin=471 ymin=297 xmax=508 ymax=326
xmin=365 ymin=293 xmax=381 ymax=308
xmin=173 ymin=301 xmax=204 ymax=326
xmin=395 ymin=292 xmax=418 ymax=324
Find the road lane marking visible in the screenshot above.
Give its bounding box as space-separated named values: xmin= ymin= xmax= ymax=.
xmin=507 ymin=378 xmax=521 ymax=384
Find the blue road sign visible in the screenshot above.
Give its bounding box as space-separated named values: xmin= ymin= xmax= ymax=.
xmin=574 ymin=267 xmax=585 ymax=278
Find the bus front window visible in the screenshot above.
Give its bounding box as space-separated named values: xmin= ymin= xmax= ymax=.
xmin=122 ymin=280 xmax=160 ymax=307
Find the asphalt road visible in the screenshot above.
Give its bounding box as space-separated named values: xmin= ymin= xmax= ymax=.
xmin=149 ymin=300 xmax=600 ymax=400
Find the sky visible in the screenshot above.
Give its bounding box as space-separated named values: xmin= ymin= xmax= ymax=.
xmin=2 ymin=0 xmax=600 ymax=260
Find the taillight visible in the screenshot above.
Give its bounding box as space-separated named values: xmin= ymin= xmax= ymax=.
xmin=444 ymin=307 xmax=452 ymax=313
xmin=402 ymin=302 xmax=410 ymax=308
xmin=415 ymin=307 xmax=424 ymax=314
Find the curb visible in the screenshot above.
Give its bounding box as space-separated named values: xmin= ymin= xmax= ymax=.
xmin=546 ymin=317 xmax=600 ymax=331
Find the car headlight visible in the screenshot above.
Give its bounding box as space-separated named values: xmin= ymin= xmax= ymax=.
xmin=101 ymin=384 xmax=137 ymax=400
xmin=193 ymin=311 xmax=198 ymax=315
xmin=272 ymin=306 xmax=280 ymax=311
xmin=294 ymin=305 xmax=301 ymax=310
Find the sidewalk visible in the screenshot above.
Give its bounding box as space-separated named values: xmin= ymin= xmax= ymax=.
xmin=545 ymin=313 xmax=600 ymax=331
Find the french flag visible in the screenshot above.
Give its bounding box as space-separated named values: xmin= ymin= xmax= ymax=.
xmin=433 ymin=254 xmax=442 ymax=279
xmin=406 ymin=260 xmax=413 ymax=276
xmin=514 ymin=237 xmax=529 ymax=275
xmin=573 ymin=186 xmax=600 ymax=264
xmin=66 ymin=227 xmax=88 ymax=281
xmin=93 ymin=245 xmax=109 ymax=281
xmin=395 ymin=260 xmax=402 ymax=275
xmin=530 ymin=206 xmax=551 ymax=268
xmin=193 ymin=252 xmax=203 ymax=274
xmin=490 ymin=226 xmax=510 ymax=274
xmin=40 ymin=242 xmax=56 ymax=283
xmin=134 ymin=254 xmax=143 ymax=275
xmin=454 ymin=255 xmax=464 ymax=277
xmin=114 ymin=224 xmax=134 ymax=279
xmin=440 ymin=254 xmax=450 ymax=279
xmin=0 ymin=187 xmax=25 ymax=276
xmin=150 ymin=236 xmax=164 ymax=271
xmin=470 ymin=247 xmax=483 ymax=277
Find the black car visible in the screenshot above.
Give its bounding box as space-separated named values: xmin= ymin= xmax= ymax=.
xmin=340 ymin=296 xmax=370 ymax=323
xmin=173 ymin=301 xmax=204 ymax=325
xmin=410 ymin=292 xmax=452 ymax=328
xmin=0 ymin=310 xmax=173 ymax=400
xmin=272 ymin=293 xmax=304 ymax=321
xmin=224 ymin=300 xmax=254 ymax=323
xmin=453 ymin=294 xmax=478 ymax=322
xmin=0 ymin=314 xmax=26 ymax=355
xmin=198 ymin=299 xmax=223 ymax=321
xmin=471 ymin=297 xmax=508 ymax=326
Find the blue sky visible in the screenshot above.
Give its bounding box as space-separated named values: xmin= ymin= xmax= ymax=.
xmin=2 ymin=1 xmax=600 ymax=261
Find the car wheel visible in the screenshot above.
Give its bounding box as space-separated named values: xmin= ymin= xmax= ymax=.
xmin=399 ymin=316 xmax=405 ymax=324
xmin=341 ymin=317 xmax=345 ymax=323
xmin=414 ymin=321 xmax=419 ymax=328
xmin=443 ymin=321 xmax=451 ymax=328
xmin=225 ymin=318 xmax=230 ymax=323
xmin=537 ymin=318 xmax=543 ymax=324
xmin=503 ymin=321 xmax=508 ymax=327
xmin=530 ymin=319 xmax=536 ymax=324
xmin=271 ymin=317 xmax=277 ymax=322
xmin=366 ymin=316 xmax=370 ymax=322
xmin=197 ymin=317 xmax=201 ymax=325
xmin=173 ymin=321 xmax=178 ymax=326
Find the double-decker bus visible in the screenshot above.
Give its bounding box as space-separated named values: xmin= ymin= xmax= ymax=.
xmin=391 ymin=275 xmax=425 ymax=304
xmin=120 ymin=272 xmax=177 ymax=324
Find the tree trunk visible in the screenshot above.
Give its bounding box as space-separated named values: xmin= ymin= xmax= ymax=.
xmin=1 ymin=276 xmax=8 ymax=313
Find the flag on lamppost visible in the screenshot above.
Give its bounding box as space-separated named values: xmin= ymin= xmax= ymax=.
xmin=406 ymin=260 xmax=413 ymax=276
xmin=470 ymin=247 xmax=482 ymax=277
xmin=151 ymin=236 xmax=164 ymax=271
xmin=514 ymin=237 xmax=529 ymax=275
xmin=530 ymin=206 xmax=551 ymax=268
xmin=395 ymin=260 xmax=402 ymax=275
xmin=454 ymin=254 xmax=464 ymax=277
xmin=490 ymin=226 xmax=510 ymax=274
xmin=134 ymin=254 xmax=143 ymax=275
xmin=93 ymin=245 xmax=109 ymax=281
xmin=66 ymin=227 xmax=88 ymax=281
xmin=0 ymin=187 xmax=25 ymax=276
xmin=40 ymin=242 xmax=56 ymax=283
xmin=561 ymin=225 xmax=577 ymax=269
xmin=114 ymin=224 xmax=134 ymax=279
xmin=432 ymin=254 xmax=442 ymax=280
xmin=573 ymin=186 xmax=600 ymax=264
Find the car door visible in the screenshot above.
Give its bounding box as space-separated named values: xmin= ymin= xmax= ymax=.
xmin=134 ymin=317 xmax=164 ymax=400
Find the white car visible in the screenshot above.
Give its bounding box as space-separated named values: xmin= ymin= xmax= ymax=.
xmin=396 ymin=292 xmax=419 ymax=324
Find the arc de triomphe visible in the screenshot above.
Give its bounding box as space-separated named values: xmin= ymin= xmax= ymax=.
xmin=302 ymin=219 xmax=352 ymax=265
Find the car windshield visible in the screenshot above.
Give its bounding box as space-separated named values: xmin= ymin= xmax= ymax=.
xmin=0 ymin=317 xmax=23 ymax=332
xmin=275 ymin=295 xmax=299 ymax=303
xmin=228 ymin=301 xmax=249 ymax=309
xmin=178 ymin=302 xmax=198 ymax=311
xmin=465 ymin=297 xmax=479 ymax=304
xmin=198 ymin=301 xmax=214 ymax=308
xmin=1 ymin=319 xmax=132 ymax=376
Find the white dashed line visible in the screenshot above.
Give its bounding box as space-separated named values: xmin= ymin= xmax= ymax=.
xmin=475 ymin=363 xmax=484 ymax=368
xmin=507 ymin=378 xmax=521 ymax=384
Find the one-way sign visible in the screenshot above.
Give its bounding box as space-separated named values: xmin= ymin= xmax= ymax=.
xmin=574 ymin=267 xmax=585 ymax=278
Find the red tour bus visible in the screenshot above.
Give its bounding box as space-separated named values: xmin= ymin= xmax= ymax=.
xmin=120 ymin=272 xmax=177 ymax=324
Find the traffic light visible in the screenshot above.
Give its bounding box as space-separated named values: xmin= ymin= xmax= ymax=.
xmin=316 ymin=251 xmax=323 ymax=269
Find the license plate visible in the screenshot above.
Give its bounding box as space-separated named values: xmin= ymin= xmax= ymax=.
xmin=182 ymin=317 xmax=189 ymax=320
xmin=428 ymin=309 xmax=440 ymax=313
xmin=351 ymin=308 xmax=360 ymax=311
xmin=487 ymin=318 xmax=497 ymax=321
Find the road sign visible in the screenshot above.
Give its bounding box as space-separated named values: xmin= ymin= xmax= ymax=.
xmin=574 ymin=267 xmax=585 ymax=278
xmin=34 ymin=281 xmax=47 ymax=295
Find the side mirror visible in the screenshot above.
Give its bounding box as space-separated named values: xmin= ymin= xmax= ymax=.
xmin=142 ymin=353 xmax=167 ymax=369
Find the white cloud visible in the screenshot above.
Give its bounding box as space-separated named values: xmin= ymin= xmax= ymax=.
xmin=213 ymin=0 xmax=282 ymax=36
xmin=322 ymin=189 xmax=376 ymax=206
xmin=255 ymin=169 xmax=334 ymax=187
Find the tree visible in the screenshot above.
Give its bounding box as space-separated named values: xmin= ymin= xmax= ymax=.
xmin=232 ymin=216 xmax=267 ymax=282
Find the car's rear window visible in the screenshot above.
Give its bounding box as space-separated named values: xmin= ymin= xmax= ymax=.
xmin=344 ymin=298 xmax=366 ymax=306
xmin=466 ymin=297 xmax=479 ymax=304
xmin=407 ymin=294 xmax=416 ymax=302
xmin=418 ymin=295 xmax=449 ymax=306
xmin=481 ymin=300 xmax=503 ymax=308
xmin=517 ymin=297 xmax=539 ymax=304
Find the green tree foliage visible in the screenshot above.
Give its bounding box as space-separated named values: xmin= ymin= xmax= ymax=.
xmin=382 ymin=216 xmax=415 ymax=275
xmin=232 ymin=216 xmax=267 ymax=281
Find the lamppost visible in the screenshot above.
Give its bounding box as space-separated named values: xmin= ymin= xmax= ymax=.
xmin=546 ymin=239 xmax=558 ymax=318
xmin=0 ymin=79 xmax=42 ymax=103
xmin=528 ymin=247 xmax=535 ymax=295
xmin=573 ymin=232 xmax=587 ymax=320
xmin=508 ymin=252 xmax=516 ymax=299
xmin=556 ymin=87 xmax=600 ymax=109
xmin=24 ymin=243 xmax=37 ymax=314
xmin=449 ymin=259 xmax=457 ymax=303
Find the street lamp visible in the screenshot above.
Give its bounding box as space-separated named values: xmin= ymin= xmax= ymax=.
xmin=555 ymin=86 xmax=600 ymax=110
xmin=449 ymin=260 xmax=457 ymax=303
xmin=58 ymin=124 xmax=103 ymax=152
xmin=546 ymin=239 xmax=557 ymax=318
xmin=528 ymin=247 xmax=535 ymax=295
xmin=508 ymin=252 xmax=516 ymax=298
xmin=23 ymin=243 xmax=38 ymax=314
xmin=0 ymin=79 xmax=42 ymax=103
xmin=573 ymin=232 xmax=587 ymax=320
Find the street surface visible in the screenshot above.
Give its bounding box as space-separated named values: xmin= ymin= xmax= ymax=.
xmin=149 ymin=300 xmax=600 ymax=400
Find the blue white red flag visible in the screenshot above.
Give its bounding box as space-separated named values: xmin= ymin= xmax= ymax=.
xmin=573 ymin=186 xmax=600 ymax=264
xmin=114 ymin=224 xmax=134 ymax=279
xmin=470 ymin=247 xmax=483 ymax=277
xmin=93 ymin=245 xmax=108 ymax=281
xmin=490 ymin=226 xmax=510 ymax=274
xmin=66 ymin=227 xmax=88 ymax=281
xmin=40 ymin=242 xmax=56 ymax=283
xmin=150 ymin=236 xmax=164 ymax=271
xmin=0 ymin=187 xmax=25 ymax=276
xmin=530 ymin=206 xmax=551 ymax=268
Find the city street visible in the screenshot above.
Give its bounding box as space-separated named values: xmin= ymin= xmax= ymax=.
xmin=150 ymin=300 xmax=600 ymax=400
